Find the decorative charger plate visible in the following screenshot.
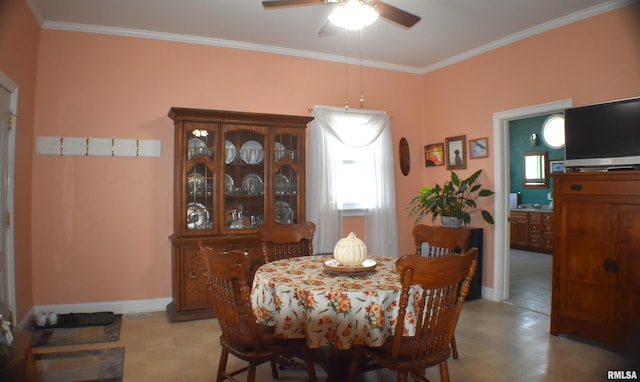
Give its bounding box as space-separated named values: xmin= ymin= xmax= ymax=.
xmin=187 ymin=138 xmax=207 ymax=160
xmin=187 ymin=172 xmax=206 ymax=196
xmin=275 ymin=200 xmax=293 ymax=224
xmin=186 ymin=202 xmax=210 ymax=230
xmin=225 ymin=140 xmax=236 ymax=164
xmin=241 ymin=140 xmax=264 ymax=164
xmin=275 ymin=173 xmax=290 ymax=194
xmin=225 ymin=174 xmax=234 ymax=195
xmin=323 ymin=258 xmax=378 ymax=273
xmin=275 ymin=142 xmax=286 ymax=161
xmin=242 ymin=173 xmax=263 ymax=195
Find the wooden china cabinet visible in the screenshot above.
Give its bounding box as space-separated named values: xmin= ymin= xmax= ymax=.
xmin=167 ymin=107 xmax=313 ymax=321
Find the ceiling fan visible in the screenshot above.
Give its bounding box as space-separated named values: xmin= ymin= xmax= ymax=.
xmin=262 ymin=0 xmax=421 ymax=36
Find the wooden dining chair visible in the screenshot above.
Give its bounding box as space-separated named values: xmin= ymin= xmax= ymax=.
xmin=412 ymin=224 xmax=471 ymax=257
xmin=198 ymin=242 xmax=317 ymax=382
xmin=412 ymin=224 xmax=471 ymax=359
xmin=258 ymin=222 xmax=316 ymax=263
xmin=347 ymin=248 xmax=478 ymax=382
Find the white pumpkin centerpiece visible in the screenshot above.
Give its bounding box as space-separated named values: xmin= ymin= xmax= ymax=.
xmin=333 ymin=232 xmax=367 ymax=267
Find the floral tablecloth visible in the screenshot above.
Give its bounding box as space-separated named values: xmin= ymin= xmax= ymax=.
xmin=251 ymin=255 xmax=418 ymax=350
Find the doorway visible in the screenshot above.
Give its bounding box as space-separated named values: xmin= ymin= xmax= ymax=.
xmin=0 ymin=70 xmax=17 ymax=322
xmin=504 ymin=115 xmax=560 ymax=314
xmin=491 ymin=99 xmax=572 ymax=302
xmin=508 ymin=248 xmax=552 ymax=314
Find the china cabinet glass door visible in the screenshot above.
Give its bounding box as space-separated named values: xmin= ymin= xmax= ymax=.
xmin=222 ymin=126 xmax=266 ymax=232
xmin=185 ymin=124 xmax=216 ymax=233
xmin=273 ymin=130 xmax=302 ymax=224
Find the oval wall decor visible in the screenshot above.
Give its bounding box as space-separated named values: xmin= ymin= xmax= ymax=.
xmin=399 ymin=137 xmax=410 ymax=176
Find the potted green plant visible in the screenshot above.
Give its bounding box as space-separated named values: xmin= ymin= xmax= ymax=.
xmin=408 ymin=169 xmax=495 ymax=227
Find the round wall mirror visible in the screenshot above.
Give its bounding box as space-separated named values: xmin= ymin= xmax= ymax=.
xmin=542 ymin=114 xmax=565 ymax=149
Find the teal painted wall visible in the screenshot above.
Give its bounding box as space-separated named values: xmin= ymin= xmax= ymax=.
xmin=509 ymin=114 xmax=565 ymax=206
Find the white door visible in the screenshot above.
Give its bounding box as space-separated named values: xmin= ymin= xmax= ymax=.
xmin=0 ymin=71 xmax=16 ymax=322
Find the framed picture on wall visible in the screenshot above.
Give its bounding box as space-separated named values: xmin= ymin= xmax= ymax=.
xmin=445 ymin=135 xmax=466 ymax=170
xmin=469 ymin=137 xmax=488 ymax=159
xmin=424 ymin=143 xmax=445 ymax=167
xmin=550 ymin=160 xmax=565 ymax=173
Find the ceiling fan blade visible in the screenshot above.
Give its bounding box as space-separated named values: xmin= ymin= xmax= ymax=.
xmin=318 ymin=19 xmax=340 ymax=37
xmin=262 ymin=0 xmax=327 ymax=8
xmin=371 ymin=1 xmax=420 ymax=28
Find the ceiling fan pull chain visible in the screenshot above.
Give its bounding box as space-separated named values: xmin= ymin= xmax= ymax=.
xmin=344 ymin=27 xmax=350 ymax=110
xmin=359 ymin=28 xmax=365 ymax=108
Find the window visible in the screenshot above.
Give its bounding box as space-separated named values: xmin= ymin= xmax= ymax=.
xmin=308 ymin=105 xmax=399 ymax=257
xmin=335 ymin=144 xmax=375 ymax=211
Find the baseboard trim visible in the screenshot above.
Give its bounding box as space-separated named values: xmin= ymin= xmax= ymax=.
xmin=481 ymin=286 xmax=497 ymax=301
xmin=20 ymin=297 xmax=172 ymax=329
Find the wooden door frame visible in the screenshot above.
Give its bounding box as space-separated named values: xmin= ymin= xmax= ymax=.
xmin=0 ymin=70 xmax=17 ymax=322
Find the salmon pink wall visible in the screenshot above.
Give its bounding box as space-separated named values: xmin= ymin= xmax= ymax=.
xmin=0 ymin=0 xmax=39 ymax=320
xmin=417 ymin=4 xmax=640 ymax=288
xmin=32 ymin=30 xmax=422 ymax=305
xmin=8 ymin=0 xmax=640 ymax=314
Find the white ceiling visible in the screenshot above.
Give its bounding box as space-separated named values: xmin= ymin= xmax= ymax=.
xmin=28 ymin=0 xmax=629 ymax=73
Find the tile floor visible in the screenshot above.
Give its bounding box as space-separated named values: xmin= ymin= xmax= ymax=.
xmin=30 ymin=249 xmax=637 ymax=381
xmin=507 ymin=248 xmax=552 ymax=315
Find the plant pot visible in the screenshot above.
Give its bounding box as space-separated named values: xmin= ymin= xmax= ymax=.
xmin=441 ymin=216 xmax=462 ymax=227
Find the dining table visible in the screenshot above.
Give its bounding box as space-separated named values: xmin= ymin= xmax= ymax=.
xmin=250 ymin=254 xmax=420 ymax=380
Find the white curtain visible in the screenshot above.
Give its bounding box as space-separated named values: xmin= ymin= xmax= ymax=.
xmin=307 ymin=105 xmax=399 ymax=257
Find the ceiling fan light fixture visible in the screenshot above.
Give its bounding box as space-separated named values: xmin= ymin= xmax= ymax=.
xmin=328 ymin=0 xmax=379 ymax=30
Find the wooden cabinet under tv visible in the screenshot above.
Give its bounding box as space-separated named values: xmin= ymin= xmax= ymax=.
xmin=550 ymin=171 xmax=640 ymax=349
xmin=167 ymin=108 xmax=313 ymax=321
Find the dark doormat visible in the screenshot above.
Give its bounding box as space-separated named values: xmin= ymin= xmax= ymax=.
xmin=56 ymin=311 xmax=117 ymax=328
xmin=27 ymin=313 xmax=122 ymax=347
xmin=35 ymin=347 xmax=124 ymax=382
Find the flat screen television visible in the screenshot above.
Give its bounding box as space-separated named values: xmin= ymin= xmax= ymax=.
xmin=564 ymin=96 xmax=640 ymax=171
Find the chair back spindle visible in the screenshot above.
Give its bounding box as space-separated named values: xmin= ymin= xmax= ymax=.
xmin=258 ymin=222 xmax=316 ymax=263
xmin=412 ymin=224 xmax=471 ymax=257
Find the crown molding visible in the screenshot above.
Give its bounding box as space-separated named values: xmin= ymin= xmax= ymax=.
xmin=42 ymin=21 xmax=423 ymax=74
xmin=36 ymin=1 xmax=634 ymax=74
xmin=420 ymin=0 xmax=633 ymax=74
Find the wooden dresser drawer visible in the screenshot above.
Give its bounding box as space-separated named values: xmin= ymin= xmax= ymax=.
xmin=542 ymin=234 xmax=553 ymax=251
xmin=528 ymin=234 xmax=542 ymax=248
xmin=528 ymin=212 xmax=541 ymax=223
xmin=510 ymin=211 xmax=528 ymax=222
xmin=556 ymin=179 xmax=640 ymax=196
xmin=529 ymin=222 xmax=541 ymax=232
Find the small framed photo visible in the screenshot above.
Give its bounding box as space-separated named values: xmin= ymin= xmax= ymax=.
xmin=550 ymin=160 xmax=565 ymax=173
xmin=424 ymin=143 xmax=445 ymax=167
xmin=469 ymin=137 xmax=488 ymax=159
xmin=445 ymin=135 xmax=466 ymax=170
